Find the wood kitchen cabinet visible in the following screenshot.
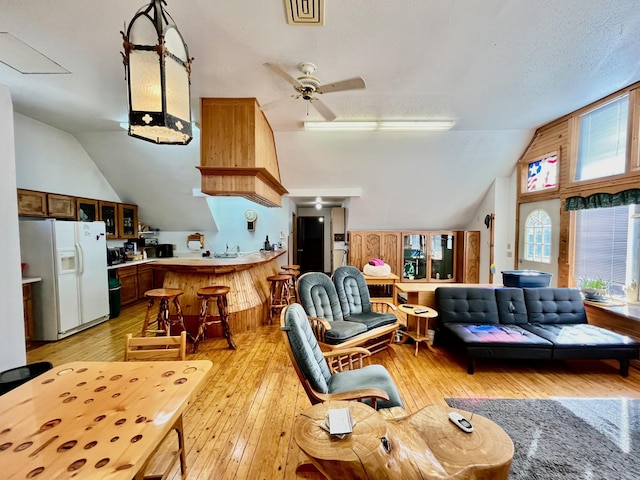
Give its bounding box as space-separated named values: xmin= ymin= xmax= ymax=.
xmin=117 ymin=265 xmax=138 ymax=306
xmin=47 ymin=193 xmax=76 ymax=219
xmin=99 ymin=201 xmax=118 ymax=238
xmin=137 ymin=264 xmax=153 ymax=297
xmin=17 ymin=189 xmax=47 ymax=217
xmin=76 ymin=198 xmax=98 ymax=222
xmin=348 ymin=231 xmax=402 ymax=276
xmin=118 ymin=204 xmax=138 ymax=239
xmin=22 ymin=283 xmax=34 ymax=347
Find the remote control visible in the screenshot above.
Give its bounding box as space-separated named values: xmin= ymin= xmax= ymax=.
xmin=448 ymin=411 xmax=473 ymax=433
xmin=414 ymin=308 xmax=429 ymax=314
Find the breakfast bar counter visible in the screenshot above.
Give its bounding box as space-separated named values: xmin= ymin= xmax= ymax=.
xmin=149 ymin=250 xmax=286 ymax=338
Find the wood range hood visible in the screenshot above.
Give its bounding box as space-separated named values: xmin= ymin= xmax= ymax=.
xmin=198 ymin=98 xmax=288 ymax=207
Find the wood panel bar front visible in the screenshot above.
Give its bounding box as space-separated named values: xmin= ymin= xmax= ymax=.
xmin=150 ymin=251 xmax=286 ymax=338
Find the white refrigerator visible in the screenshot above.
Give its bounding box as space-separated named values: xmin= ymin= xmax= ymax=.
xmin=19 ymin=219 xmax=110 ymax=340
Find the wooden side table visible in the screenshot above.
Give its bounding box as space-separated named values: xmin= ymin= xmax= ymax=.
xmin=398 ymin=304 xmax=438 ymax=355
xmin=294 ymin=400 xmax=513 ymax=480
xmin=363 ymin=273 xmax=399 ymax=304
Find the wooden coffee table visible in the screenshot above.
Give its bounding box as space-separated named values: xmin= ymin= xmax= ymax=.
xmin=294 ymin=400 xmax=513 ymax=479
xmin=398 ymin=303 xmax=438 ymax=355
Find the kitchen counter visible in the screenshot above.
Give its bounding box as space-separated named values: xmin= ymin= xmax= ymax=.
xmin=21 ymin=277 xmax=42 ymax=284
xmin=148 ymin=250 xmax=287 ymax=339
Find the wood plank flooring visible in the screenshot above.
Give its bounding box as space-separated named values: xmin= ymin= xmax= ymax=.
xmin=27 ymin=301 xmax=640 ymax=479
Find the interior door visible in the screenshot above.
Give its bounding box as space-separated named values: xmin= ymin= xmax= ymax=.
xmin=297 ymin=216 xmax=324 ymax=273
xmin=518 ymin=199 xmax=560 ymax=286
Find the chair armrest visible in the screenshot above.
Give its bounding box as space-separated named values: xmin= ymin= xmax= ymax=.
xmin=316 ymin=387 xmax=390 ymax=410
xmin=307 ymin=315 xmax=331 ymax=342
xmin=371 ymin=300 xmax=398 ymax=312
xmin=323 ymin=347 xmax=371 ymax=373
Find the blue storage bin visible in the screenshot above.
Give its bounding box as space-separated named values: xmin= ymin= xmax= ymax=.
xmin=501 ymin=270 xmax=552 ymax=288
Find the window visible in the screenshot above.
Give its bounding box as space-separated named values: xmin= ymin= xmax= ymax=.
xmin=524 ymin=209 xmax=552 ymax=263
xmin=527 ymin=153 xmax=558 ymax=192
xmin=573 ymin=205 xmax=639 ymax=299
xmin=575 ymin=95 xmax=629 ymax=181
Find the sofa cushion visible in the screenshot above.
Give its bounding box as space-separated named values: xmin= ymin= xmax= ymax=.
xmin=345 ymin=311 xmax=398 ymax=330
xmin=436 ymin=288 xmax=499 ymax=325
xmin=522 ymin=323 xmax=640 ymax=359
xmin=523 ymin=288 xmax=587 ymax=324
xmin=495 ymin=288 xmax=528 ymax=324
xmin=324 ymin=320 xmax=368 ymax=345
xmin=442 ymin=324 xmax=553 ymax=359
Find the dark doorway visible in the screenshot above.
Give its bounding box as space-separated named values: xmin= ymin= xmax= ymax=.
xmin=297 ymin=216 xmax=324 ymax=273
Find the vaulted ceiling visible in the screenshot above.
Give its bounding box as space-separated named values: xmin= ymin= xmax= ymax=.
xmin=2 ymin=1 xmax=640 ymax=230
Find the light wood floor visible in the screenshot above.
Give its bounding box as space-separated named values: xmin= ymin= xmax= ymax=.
xmin=27 ymin=301 xmax=640 ymax=479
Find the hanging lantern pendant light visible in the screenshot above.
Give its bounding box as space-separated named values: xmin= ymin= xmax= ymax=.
xmin=121 ymin=0 xmax=193 ymax=145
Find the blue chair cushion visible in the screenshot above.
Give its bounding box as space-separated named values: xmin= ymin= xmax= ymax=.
xmin=333 ymin=266 xmax=373 ymax=316
xmin=298 ymin=272 xmax=345 ymax=322
xmin=345 ymin=311 xmax=398 ymax=330
xmin=324 ymin=320 xmax=368 ymax=345
xmin=327 ymin=364 xmax=404 ymax=410
xmin=283 ymin=304 xmax=332 ymax=393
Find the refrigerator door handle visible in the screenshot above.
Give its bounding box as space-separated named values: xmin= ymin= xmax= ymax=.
xmin=76 ymin=243 xmax=84 ymax=275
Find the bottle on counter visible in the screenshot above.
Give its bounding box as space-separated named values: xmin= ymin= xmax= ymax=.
xmin=264 ymin=235 xmax=271 ymax=251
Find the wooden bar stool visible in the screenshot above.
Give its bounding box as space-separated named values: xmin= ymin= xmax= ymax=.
xmin=141 ymin=288 xmax=191 ymax=340
xmin=267 ymin=274 xmax=293 ymax=324
xmin=194 ymin=286 xmax=236 ymax=352
xmin=280 ymin=265 xmax=300 ymax=303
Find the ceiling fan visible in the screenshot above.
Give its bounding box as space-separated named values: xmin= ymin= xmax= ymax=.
xmin=264 ymin=62 xmax=365 ymax=121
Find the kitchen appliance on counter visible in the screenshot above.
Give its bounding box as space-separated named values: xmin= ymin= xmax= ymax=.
xmin=143 ymin=237 xmax=158 ymax=258
xmin=107 ymin=247 xmax=124 ymax=266
xmin=157 ymin=243 xmax=174 ymax=258
xmin=19 ymin=219 xmax=110 ymax=341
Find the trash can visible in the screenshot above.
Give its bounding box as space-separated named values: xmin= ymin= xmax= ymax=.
xmin=108 ymin=277 xmax=121 ymax=319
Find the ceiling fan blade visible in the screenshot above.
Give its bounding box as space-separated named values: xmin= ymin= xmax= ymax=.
xmin=311 ymin=98 xmax=337 ymax=121
xmin=317 ymin=77 xmax=366 ymax=94
xmin=264 ymin=62 xmax=304 ymax=89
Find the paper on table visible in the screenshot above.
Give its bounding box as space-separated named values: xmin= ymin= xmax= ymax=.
xmin=328 ymin=407 xmax=353 ymax=435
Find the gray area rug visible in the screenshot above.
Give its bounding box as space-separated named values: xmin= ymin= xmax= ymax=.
xmin=445 ymin=397 xmax=640 ymax=480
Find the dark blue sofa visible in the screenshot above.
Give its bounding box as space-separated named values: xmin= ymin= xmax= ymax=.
xmin=435 ymin=287 xmax=639 ymax=375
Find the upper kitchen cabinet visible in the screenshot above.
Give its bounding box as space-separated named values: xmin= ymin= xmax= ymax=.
xmin=77 ymin=198 xmax=98 ymax=222
xmin=348 ymin=231 xmax=402 ymax=276
xmin=17 ymin=189 xmax=47 ymax=217
xmin=118 ymin=204 xmax=138 ymax=239
xmin=47 ymin=193 xmax=76 ymax=219
xmin=99 ymin=201 xmax=118 ymax=238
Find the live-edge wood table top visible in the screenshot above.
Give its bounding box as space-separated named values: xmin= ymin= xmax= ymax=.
xmin=0 ymin=360 xmax=212 ymax=479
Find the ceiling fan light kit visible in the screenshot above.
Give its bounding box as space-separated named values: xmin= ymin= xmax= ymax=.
xmin=121 ymin=0 xmax=193 ymax=145
xmin=304 ymin=121 xmax=455 ymax=132
xmin=264 ymin=61 xmax=365 ymax=121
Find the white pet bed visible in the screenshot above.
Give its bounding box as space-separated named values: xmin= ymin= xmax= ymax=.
xmin=362 ymin=263 xmax=392 ymax=277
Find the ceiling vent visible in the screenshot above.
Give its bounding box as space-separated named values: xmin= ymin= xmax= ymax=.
xmin=284 ymin=0 xmax=324 ymax=26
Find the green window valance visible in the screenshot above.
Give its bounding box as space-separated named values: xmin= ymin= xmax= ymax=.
xmin=565 ymin=189 xmax=640 ymax=211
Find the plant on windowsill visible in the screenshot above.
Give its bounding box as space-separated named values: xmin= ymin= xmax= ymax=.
xmin=579 ymin=277 xmax=608 ymax=302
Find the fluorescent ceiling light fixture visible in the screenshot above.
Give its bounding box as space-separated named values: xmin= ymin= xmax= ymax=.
xmin=304 ymin=121 xmax=455 ymax=131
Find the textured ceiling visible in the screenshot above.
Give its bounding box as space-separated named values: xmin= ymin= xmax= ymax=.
xmin=3 ymin=1 xmax=640 ymax=229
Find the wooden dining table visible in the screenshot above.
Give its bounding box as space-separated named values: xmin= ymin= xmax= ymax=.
xmin=0 ymin=360 xmax=212 ymax=479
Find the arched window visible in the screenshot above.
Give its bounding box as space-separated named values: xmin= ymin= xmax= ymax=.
xmin=524 ymin=209 xmax=552 ymax=263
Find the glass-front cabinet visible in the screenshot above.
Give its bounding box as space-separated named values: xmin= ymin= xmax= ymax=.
xmin=99 ymin=201 xmax=118 ymax=238
xmin=402 ymin=233 xmax=428 ymax=280
xmin=118 ymin=203 xmax=138 ymax=239
xmin=429 ymin=233 xmax=456 ymax=281
xmin=402 ymin=231 xmax=457 ymax=282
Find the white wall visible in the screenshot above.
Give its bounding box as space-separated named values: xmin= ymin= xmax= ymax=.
xmin=465 ymin=172 xmax=518 ymax=284
xmin=0 ymin=86 xmax=27 ymax=369
xmin=14 ymin=113 xmax=120 ymax=201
